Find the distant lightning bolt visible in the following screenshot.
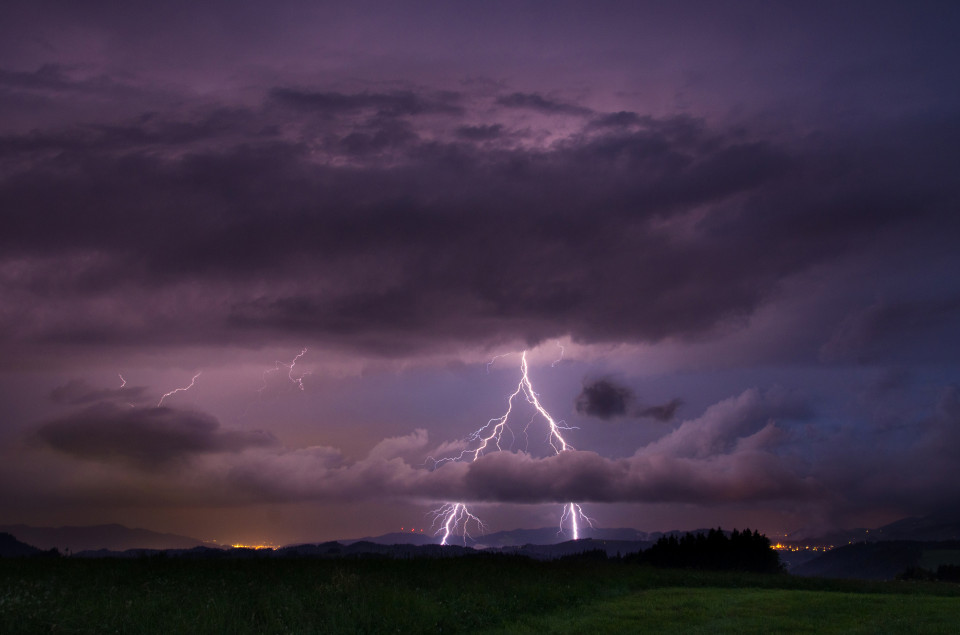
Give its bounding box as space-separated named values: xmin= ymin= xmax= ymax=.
xmin=258 ymin=348 xmax=311 ymax=395
xmin=118 ymin=373 xmax=137 ymax=407
xmin=287 ymin=348 xmax=310 ymax=390
xmin=551 ymin=341 xmax=565 ymax=367
xmin=485 ymin=352 xmax=512 ymax=374
xmin=431 ymin=350 xmax=593 ymax=544
xmin=157 ymin=371 xmax=201 ymax=407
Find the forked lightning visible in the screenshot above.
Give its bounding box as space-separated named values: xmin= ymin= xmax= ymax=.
xmin=431 ymin=350 xmax=593 ymax=545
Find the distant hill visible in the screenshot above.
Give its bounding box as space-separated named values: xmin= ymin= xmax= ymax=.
xmin=67 ymin=539 xmax=637 ymax=561
xmin=0 ymin=524 xmax=206 ymax=552
xmin=344 ymin=531 xmax=439 ymax=546
xmin=0 ymin=532 xmax=43 ymax=557
xmin=499 ymin=538 xmax=652 ymax=559
xmin=471 ymin=526 xmax=660 ymax=548
xmin=792 ymin=540 xmax=960 ymax=580
xmin=789 ymin=511 xmax=960 ymax=546
xmin=345 ymin=526 xmax=703 ymax=548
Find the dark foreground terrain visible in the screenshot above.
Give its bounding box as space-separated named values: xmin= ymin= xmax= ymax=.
xmin=2 ymin=555 xmax=959 ymax=634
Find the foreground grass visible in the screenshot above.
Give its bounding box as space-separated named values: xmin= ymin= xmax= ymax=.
xmin=2 ymin=556 xmax=959 ymax=634
xmin=488 ymin=587 xmax=960 ymax=634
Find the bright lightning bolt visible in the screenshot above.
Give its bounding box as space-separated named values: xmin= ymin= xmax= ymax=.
xmin=428 ymin=503 xmax=486 ymax=546
xmin=431 ymin=350 xmax=593 ymax=544
xmin=561 ymin=502 xmax=594 ymax=541
xmin=157 ymin=371 xmax=201 ymax=407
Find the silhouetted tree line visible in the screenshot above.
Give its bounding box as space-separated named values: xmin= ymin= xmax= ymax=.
xmin=624 ymin=528 xmax=783 ymax=573
xmin=897 ymin=564 xmax=960 ymax=582
xmin=557 ymin=549 xmax=609 ymax=563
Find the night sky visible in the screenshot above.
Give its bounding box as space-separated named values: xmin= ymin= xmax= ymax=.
xmin=2 ymin=1 xmax=959 ymax=546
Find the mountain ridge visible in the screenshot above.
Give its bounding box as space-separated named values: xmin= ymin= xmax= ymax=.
xmin=6 ymin=512 xmax=959 ymax=554
xmin=0 ymin=523 xmax=207 ymax=552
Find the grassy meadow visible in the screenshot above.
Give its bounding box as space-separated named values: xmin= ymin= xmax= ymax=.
xmin=2 ymin=555 xmax=959 ymax=634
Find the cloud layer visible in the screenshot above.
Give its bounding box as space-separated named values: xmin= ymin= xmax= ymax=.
xmin=32 ymin=385 xmax=960 ymax=520
xmin=2 ymin=75 xmax=957 ymax=365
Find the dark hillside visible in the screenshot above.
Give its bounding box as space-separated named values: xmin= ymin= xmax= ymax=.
xmin=0 ymin=532 xmax=41 ymax=557
xmin=793 ymin=541 xmax=960 ymax=580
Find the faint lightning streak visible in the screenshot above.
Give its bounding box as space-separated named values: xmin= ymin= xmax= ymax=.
xmin=287 ymin=347 xmax=310 ymax=390
xmin=119 ymin=373 xmax=136 ymax=408
xmin=485 ymin=352 xmax=513 ymax=374
xmin=551 ymin=341 xmax=565 ymax=367
xmin=258 ymin=348 xmax=311 ymax=395
xmin=432 ymin=351 xmax=589 ymax=544
xmin=157 ymin=371 xmax=201 ymax=407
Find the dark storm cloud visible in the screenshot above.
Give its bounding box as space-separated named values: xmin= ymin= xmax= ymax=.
xmin=0 ymin=64 xmax=145 ymax=102
xmin=637 ymin=398 xmax=683 ymax=423
xmin=0 ymin=65 xmax=79 ymax=92
xmin=807 ymin=384 xmax=960 ymax=516
xmin=455 ymin=124 xmax=504 ymax=140
xmin=457 ymin=449 xmax=819 ymax=505
xmin=495 ymin=92 xmax=592 ymax=116
xmin=576 ymin=378 xmax=683 ymax=422
xmin=335 ymin=118 xmax=419 ymax=155
xmin=589 ymin=111 xmax=647 ymax=128
xmin=575 ymin=378 xmax=633 ymax=419
xmin=821 ymin=297 xmax=960 ymax=364
xmin=269 ymin=88 xmax=463 ymax=117
xmin=0 ymin=109 xmax=262 ymax=158
xmin=0 ymin=83 xmax=958 ymax=363
xmin=49 ymin=379 xmax=148 ymax=405
xmin=33 ymin=403 xmax=277 ymax=468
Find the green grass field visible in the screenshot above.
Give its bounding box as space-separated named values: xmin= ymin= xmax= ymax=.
xmin=2 ymin=556 xmax=958 ymax=634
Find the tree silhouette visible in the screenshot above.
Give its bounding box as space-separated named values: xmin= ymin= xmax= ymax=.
xmin=625 ymin=528 xmax=782 ymax=573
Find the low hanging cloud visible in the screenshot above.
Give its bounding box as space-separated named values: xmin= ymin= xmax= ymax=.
xmin=637 ymin=398 xmax=683 ymax=422
xmin=33 ymin=403 xmax=278 ymax=468
xmin=575 ymin=377 xmax=682 ymax=422
xmin=21 ymin=381 xmax=960 ymax=519
xmin=494 ymin=92 xmax=592 ymax=116
xmin=27 ymin=387 xmax=835 ymax=508
xmin=230 ymin=387 xmax=820 ymax=505
xmin=269 ymin=87 xmax=464 ymax=117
